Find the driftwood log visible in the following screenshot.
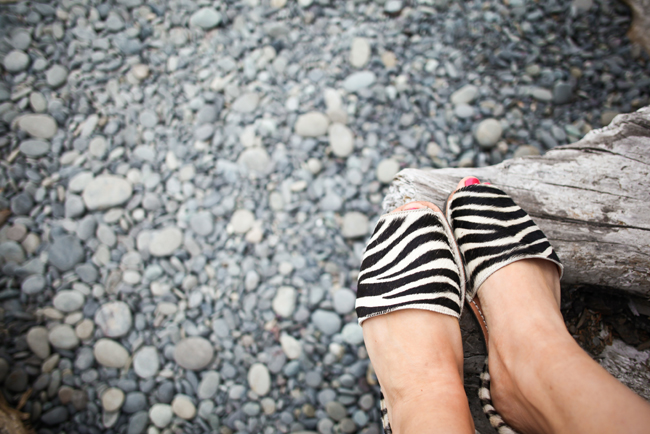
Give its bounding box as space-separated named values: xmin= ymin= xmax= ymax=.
xmin=384 ymin=106 xmax=650 ymax=299
xmin=383 ymin=106 xmax=650 ymax=433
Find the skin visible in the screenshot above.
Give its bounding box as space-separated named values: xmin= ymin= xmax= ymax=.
xmin=361 ymin=176 xmax=650 ymax=434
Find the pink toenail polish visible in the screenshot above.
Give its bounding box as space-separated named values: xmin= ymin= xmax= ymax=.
xmin=404 ymin=206 xmax=421 ymax=210
xmin=465 ymin=178 xmax=480 ymax=186
xmin=484 ymin=182 xmax=491 ymax=185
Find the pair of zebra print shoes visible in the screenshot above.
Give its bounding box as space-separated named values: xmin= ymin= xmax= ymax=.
xmin=356 ymin=183 xmax=564 ymax=434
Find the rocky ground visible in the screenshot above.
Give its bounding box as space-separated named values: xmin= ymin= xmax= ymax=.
xmin=0 ymin=0 xmax=649 ymax=433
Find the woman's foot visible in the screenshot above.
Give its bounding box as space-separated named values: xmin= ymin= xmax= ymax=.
xmin=448 ymin=177 xmax=650 ymax=434
xmin=360 ymin=201 xmax=474 ymax=434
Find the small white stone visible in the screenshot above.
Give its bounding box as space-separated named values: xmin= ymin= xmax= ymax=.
xmin=341 ymin=212 xmax=369 ymax=239
xmin=450 ymin=84 xmax=479 ymax=105
xmin=295 ymin=112 xmax=330 ymax=137
xmin=172 ymin=395 xmax=196 ymax=419
xmin=272 ymin=286 xmax=297 ymax=318
xmin=328 ymin=123 xmax=354 ymax=158
xmin=280 ymin=333 xmax=302 ymax=359
xmin=376 ymin=159 xmax=400 ymax=183
xmin=149 ymin=404 xmax=173 ymax=428
xmin=349 ymin=37 xmax=371 ymax=68
xmin=149 ymin=227 xmax=183 ymax=256
xmin=475 ymin=118 xmax=503 ymax=149
xmin=307 ymin=158 xmax=322 ymax=174
xmin=248 ymin=363 xmax=271 ymax=396
xmin=101 ymin=388 xmax=125 ymax=412
xmin=230 ymin=209 xmax=255 ymax=234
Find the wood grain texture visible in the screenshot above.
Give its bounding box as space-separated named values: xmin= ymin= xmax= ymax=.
xmin=384 ymin=106 xmax=650 ymax=297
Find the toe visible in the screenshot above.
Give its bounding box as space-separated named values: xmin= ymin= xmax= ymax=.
xmin=457 ymin=176 xmax=481 ymax=190
xmin=392 ymin=201 xmax=441 ymax=213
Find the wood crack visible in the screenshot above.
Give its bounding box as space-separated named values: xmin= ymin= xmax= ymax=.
xmin=532 ymin=213 xmax=650 ymax=232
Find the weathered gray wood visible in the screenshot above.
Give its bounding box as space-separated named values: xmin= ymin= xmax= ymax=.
xmin=384 ymin=106 xmax=650 ymax=298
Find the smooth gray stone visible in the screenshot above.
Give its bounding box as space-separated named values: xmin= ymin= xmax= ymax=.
xmin=41 ymin=406 xmax=69 ymax=425
xmin=311 ymin=310 xmax=342 ymax=335
xmin=3 ymin=50 xmax=30 ymax=73
xmin=11 ymin=193 xmax=33 ymax=215
xmin=19 ymin=139 xmax=50 ymax=157
xmin=48 ymin=235 xmax=84 ymax=271
xmin=46 ymin=65 xmax=68 ymax=88
xmin=21 ymin=274 xmax=46 ymax=294
xmin=189 ymin=8 xmax=222 ymax=29
xmin=127 ymin=411 xmax=149 ymax=434
xmin=123 ymin=392 xmax=147 ymax=413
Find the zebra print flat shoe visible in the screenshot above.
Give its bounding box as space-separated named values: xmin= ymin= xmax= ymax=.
xmin=356 ymin=207 xmax=466 ymax=433
xmin=445 ymin=183 xmax=563 ymax=434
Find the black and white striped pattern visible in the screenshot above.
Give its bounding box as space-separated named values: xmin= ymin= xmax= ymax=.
xmin=446 ymin=184 xmax=563 ymax=300
xmin=479 ymin=357 xmax=520 ymax=434
xmin=447 ymin=184 xmax=563 ymax=434
xmin=356 ymin=208 xmax=466 ymax=325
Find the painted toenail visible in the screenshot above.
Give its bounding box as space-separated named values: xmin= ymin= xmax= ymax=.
xmin=404 ymin=206 xmax=422 ymax=210
xmin=465 ymin=178 xmax=480 ymax=186
xmin=484 ymin=182 xmax=491 ymax=185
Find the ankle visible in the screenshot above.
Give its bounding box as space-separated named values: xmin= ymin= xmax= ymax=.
xmin=390 ymin=376 xmax=473 ymax=433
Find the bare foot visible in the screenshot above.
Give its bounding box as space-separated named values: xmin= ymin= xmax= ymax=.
xmin=361 ymin=201 xmax=474 ymax=434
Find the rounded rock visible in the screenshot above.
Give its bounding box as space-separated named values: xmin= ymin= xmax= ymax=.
xmin=312 ymin=310 xmax=342 ymax=335
xmin=148 ymin=227 xmax=183 ymax=256
xmin=5 ymin=370 xmax=28 ymax=392
xmin=48 ymin=324 xmax=79 ymax=350
xmin=174 ymin=337 xmax=214 ymax=370
xmin=450 ymin=84 xmax=479 ymax=105
xmin=333 ymin=288 xmax=356 ymax=315
xmin=295 ymin=112 xmax=330 ymax=137
xmin=46 ymin=65 xmax=68 ymax=88
xmin=232 ymin=93 xmax=259 ymax=113
xmin=41 ymin=406 xmax=68 ymax=425
xmin=94 ymin=301 xmax=133 ymax=338
xmin=198 ymin=371 xmax=220 ymax=400
xmin=341 ymin=212 xmax=369 ymax=238
xmin=349 ymin=37 xmax=371 ymax=68
xmin=328 ymin=123 xmax=354 ymax=157
xmin=149 ymin=403 xmax=173 ymax=428
xmin=94 ymin=339 xmax=129 ymax=368
xmin=52 ymin=290 xmax=85 ymax=313
xmin=280 ymin=333 xmax=302 ymax=359
xmin=475 ymin=118 xmax=503 ymax=149
xmin=27 ymin=326 xmax=51 ymax=359
xmin=172 ymin=394 xmax=196 ymax=419
xmin=19 ymin=140 xmax=50 ymax=158
xmin=48 ymin=236 xmax=84 ymax=271
xmin=102 ymin=387 xmax=125 ymax=412
xmin=189 ymin=8 xmax=222 ymax=29
xmin=326 ymin=401 xmax=347 ymax=421
xmin=21 ymin=274 xmax=46 ymax=295
xmin=3 ymin=50 xmax=30 ymax=73
xmin=238 ymin=147 xmax=270 ymax=174
xmin=343 ymin=71 xmax=376 ymax=92
xmin=230 ymin=209 xmax=255 ymax=234
xmin=133 ymin=346 xmax=159 ymax=378
xmin=82 ymin=175 xmax=133 ymax=210
xmin=17 ymin=114 xmax=57 ymax=139
xmin=190 ymin=211 xmax=214 ymax=236
xmin=272 ymin=286 xmax=296 ymax=318
xmin=248 ymin=363 xmax=271 ymax=396
xmin=341 ymin=323 xmax=364 ymax=345
xmin=376 ymin=159 xmax=400 ymax=184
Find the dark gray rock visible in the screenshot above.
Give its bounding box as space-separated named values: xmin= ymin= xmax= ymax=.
xmin=48 ymin=235 xmax=85 ymax=271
